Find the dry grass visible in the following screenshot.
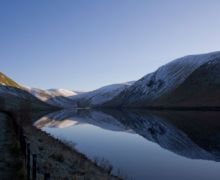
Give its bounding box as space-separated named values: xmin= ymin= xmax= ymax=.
xmin=23 ymin=124 xmax=120 ymax=180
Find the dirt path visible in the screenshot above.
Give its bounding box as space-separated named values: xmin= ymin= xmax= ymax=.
xmin=0 ymin=112 xmax=25 ymax=179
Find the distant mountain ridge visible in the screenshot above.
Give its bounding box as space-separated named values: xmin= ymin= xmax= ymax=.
xmin=24 ymin=87 xmax=80 ymax=108
xmin=25 ymin=82 xmax=134 ymax=108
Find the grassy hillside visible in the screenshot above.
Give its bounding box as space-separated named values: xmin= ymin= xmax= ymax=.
xmin=0 ymin=72 xmax=21 ymax=88
xmin=0 ymin=72 xmax=56 ymax=111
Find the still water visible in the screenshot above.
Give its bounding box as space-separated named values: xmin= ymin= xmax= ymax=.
xmin=33 ymin=109 xmax=220 ymax=180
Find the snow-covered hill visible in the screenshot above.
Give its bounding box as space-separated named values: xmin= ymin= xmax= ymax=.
xmin=103 ymin=51 xmax=220 ymax=108
xmin=47 ymin=89 xmax=78 ymax=97
xmin=26 ymin=51 xmax=220 ymax=109
xmin=24 ymin=82 xmax=134 ymax=108
xmin=24 ymin=87 xmax=80 ymax=108
xmin=70 ymin=82 xmax=134 ymax=107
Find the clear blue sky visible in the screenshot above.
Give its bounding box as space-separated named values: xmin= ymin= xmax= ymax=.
xmin=1 ymin=0 xmax=220 ymax=90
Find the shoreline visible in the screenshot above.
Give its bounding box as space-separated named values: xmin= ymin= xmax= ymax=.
xmin=15 ymin=111 xmax=120 ymax=180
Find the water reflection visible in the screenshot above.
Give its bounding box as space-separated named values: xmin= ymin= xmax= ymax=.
xmin=33 ymin=109 xmax=220 ymax=180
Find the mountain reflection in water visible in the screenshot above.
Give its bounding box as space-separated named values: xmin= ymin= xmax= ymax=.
xmin=33 ymin=109 xmax=220 ymax=180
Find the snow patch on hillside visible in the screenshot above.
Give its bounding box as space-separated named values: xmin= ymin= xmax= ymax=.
xmin=47 ymin=89 xmax=79 ymax=97
xmin=71 ymin=81 xmax=135 ymax=105
xmin=24 ymin=87 xmax=79 ymax=108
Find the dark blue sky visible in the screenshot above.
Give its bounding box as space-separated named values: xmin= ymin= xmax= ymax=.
xmin=1 ymin=0 xmax=220 ymax=90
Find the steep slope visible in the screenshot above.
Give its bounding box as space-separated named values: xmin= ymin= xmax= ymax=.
xmin=70 ymin=82 xmax=134 ymax=107
xmin=25 ymin=87 xmax=79 ymax=108
xmin=153 ymin=57 xmax=220 ymax=107
xmin=0 ymin=72 xmax=55 ymax=111
xmin=103 ymin=51 xmax=220 ymax=108
xmin=0 ymin=72 xmax=20 ymax=88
